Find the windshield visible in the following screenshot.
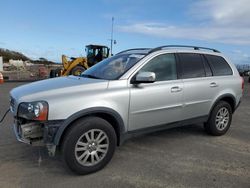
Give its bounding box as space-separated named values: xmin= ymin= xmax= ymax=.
xmin=81 ymin=53 xmax=145 ymax=80
xmin=86 ymin=46 xmax=94 ymax=57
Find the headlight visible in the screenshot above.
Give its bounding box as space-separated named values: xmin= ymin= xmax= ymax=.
xmin=18 ymin=101 xmax=48 ymax=121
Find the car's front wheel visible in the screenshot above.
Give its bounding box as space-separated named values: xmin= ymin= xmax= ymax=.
xmin=62 ymin=117 xmax=117 ymax=174
xmin=204 ymin=101 xmax=232 ymax=136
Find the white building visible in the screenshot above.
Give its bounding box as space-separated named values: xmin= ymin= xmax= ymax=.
xmin=9 ymin=59 xmax=24 ymax=67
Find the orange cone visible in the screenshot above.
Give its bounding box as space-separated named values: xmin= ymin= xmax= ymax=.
xmin=0 ymin=72 xmax=4 ymax=84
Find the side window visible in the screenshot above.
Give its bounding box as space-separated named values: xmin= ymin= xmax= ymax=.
xmin=139 ymin=53 xmax=177 ymax=81
xmin=205 ymin=55 xmax=233 ymax=76
xmin=178 ymin=53 xmax=205 ymax=79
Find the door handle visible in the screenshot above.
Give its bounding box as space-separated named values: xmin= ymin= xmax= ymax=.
xmin=171 ymin=86 xmax=182 ymax=93
xmin=210 ymin=82 xmax=218 ymax=87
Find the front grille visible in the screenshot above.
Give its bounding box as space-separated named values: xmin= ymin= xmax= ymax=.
xmin=10 ymin=96 xmax=16 ymax=112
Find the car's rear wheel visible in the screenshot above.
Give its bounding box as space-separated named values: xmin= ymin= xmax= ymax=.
xmin=62 ymin=117 xmax=116 ymax=174
xmin=204 ymin=101 xmax=232 ymax=136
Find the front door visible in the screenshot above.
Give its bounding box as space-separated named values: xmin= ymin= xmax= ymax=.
xmin=128 ymin=53 xmax=183 ymax=131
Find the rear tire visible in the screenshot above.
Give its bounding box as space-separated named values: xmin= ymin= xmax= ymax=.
xmin=62 ymin=117 xmax=116 ymax=175
xmin=49 ymin=70 xmax=56 ymax=78
xmin=50 ymin=69 xmax=61 ymax=78
xmin=55 ymin=68 xmax=61 ymax=77
xmin=204 ymin=101 xmax=232 ymax=136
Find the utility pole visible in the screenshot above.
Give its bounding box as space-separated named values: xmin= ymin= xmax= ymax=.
xmin=110 ymin=17 xmax=116 ymax=56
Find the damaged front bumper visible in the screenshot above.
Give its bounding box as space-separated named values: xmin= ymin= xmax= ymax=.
xmin=13 ymin=119 xmax=64 ymax=156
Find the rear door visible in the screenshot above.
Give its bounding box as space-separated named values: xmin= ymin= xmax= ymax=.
xmin=128 ymin=53 xmax=184 ymax=131
xmin=177 ymin=53 xmax=218 ymax=120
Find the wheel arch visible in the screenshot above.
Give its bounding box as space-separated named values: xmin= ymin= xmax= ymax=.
xmin=54 ymin=107 xmax=126 ymax=147
xmin=209 ymin=94 xmax=236 ymax=116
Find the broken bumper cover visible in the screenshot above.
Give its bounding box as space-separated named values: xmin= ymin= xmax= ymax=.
xmin=13 ymin=119 xmax=64 ymax=156
xmin=13 ymin=122 xmax=31 ymax=145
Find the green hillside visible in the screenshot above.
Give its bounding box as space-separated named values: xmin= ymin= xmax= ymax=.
xmin=0 ymin=48 xmax=30 ymax=62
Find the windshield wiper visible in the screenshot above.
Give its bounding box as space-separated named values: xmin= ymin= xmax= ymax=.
xmin=81 ymin=74 xmax=101 ymax=79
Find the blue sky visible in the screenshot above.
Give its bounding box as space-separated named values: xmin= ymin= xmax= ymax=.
xmin=0 ymin=0 xmax=249 ymax=64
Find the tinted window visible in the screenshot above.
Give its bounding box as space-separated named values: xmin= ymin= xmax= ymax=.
xmin=205 ymin=55 xmax=233 ymax=76
xmin=139 ymin=53 xmax=177 ymax=81
xmin=178 ymin=53 xmax=205 ymax=79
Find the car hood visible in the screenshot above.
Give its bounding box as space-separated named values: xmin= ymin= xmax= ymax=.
xmin=10 ymin=76 xmax=109 ymax=103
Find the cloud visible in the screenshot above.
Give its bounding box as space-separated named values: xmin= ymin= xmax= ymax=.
xmin=230 ymin=50 xmax=250 ymax=64
xmin=190 ymin=0 xmax=250 ymax=26
xmin=118 ymin=0 xmax=250 ymax=45
xmin=118 ymin=23 xmax=250 ymax=45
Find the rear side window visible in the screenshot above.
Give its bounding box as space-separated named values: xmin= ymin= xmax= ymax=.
xmin=205 ymin=55 xmax=233 ymax=76
xmin=178 ymin=53 xmax=205 ymax=79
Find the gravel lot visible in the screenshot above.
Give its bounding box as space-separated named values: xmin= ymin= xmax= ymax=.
xmin=0 ymin=81 xmax=249 ymax=188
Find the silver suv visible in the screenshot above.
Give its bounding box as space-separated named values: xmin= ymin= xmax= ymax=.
xmin=10 ymin=45 xmax=243 ymax=174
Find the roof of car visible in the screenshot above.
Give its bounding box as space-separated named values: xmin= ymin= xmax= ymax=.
xmin=117 ymin=45 xmax=220 ymax=56
xmin=117 ymin=48 xmax=152 ymax=55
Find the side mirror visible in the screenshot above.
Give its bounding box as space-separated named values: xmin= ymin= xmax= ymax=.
xmin=132 ymin=72 xmax=156 ymax=84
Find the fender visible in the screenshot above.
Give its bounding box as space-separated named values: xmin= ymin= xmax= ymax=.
xmin=209 ymin=93 xmax=236 ymax=116
xmin=53 ymin=107 xmax=126 ymax=145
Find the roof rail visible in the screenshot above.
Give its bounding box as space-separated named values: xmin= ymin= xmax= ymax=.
xmin=149 ymin=45 xmax=220 ymax=53
xmin=117 ymin=48 xmax=151 ymax=55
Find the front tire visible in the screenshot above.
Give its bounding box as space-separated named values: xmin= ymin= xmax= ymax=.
xmin=62 ymin=117 xmax=116 ymax=175
xmin=204 ymin=101 xmax=232 ymax=136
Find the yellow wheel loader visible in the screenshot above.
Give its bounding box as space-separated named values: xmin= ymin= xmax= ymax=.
xmin=50 ymin=44 xmax=110 ymax=77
